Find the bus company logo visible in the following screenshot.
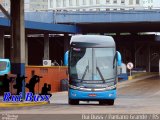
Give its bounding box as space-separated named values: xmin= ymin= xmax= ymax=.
xmin=73 ymin=48 xmax=81 ymax=51
xmin=3 ymin=92 xmax=51 ymax=102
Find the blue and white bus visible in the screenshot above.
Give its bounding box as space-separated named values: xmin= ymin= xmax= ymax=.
xmin=0 ymin=59 xmax=11 ymax=76
xmin=68 ymin=35 xmax=121 ymax=105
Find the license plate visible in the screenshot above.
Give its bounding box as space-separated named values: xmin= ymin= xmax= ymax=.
xmin=88 ymin=94 xmax=97 ymax=97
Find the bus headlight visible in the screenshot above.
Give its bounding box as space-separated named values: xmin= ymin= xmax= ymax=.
xmin=69 ymin=85 xmax=80 ymax=90
xmin=106 ymin=82 xmax=115 ymax=86
xmin=106 ymin=85 xmax=116 ymax=90
xmin=106 ymin=81 xmax=116 ymax=90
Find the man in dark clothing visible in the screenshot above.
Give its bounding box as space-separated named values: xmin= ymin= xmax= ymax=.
xmin=27 ymin=75 xmax=40 ymax=95
xmin=2 ymin=74 xmax=11 ymax=93
xmin=41 ymin=83 xmax=48 ymax=95
xmin=40 ymin=83 xmax=52 ymax=97
xmin=15 ymin=74 xmax=23 ymax=95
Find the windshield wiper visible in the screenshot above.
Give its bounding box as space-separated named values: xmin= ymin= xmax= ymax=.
xmin=96 ymin=66 xmax=105 ymax=83
xmin=113 ymin=52 xmax=117 ymax=69
xmin=82 ymin=65 xmax=89 ymax=80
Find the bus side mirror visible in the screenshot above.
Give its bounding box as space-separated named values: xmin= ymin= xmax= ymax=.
xmin=117 ymin=51 xmax=122 ymax=66
xmin=64 ymin=51 xmax=69 ymax=66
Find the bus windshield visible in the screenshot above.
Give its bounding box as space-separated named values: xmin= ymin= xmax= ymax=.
xmin=70 ymin=47 xmax=116 ymax=81
xmin=0 ymin=61 xmax=7 ymax=71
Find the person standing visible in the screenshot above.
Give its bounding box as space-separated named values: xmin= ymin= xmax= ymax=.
xmin=15 ymin=74 xmax=23 ymax=95
xmin=27 ymin=75 xmax=40 ymax=95
xmin=2 ymin=74 xmax=11 ymax=93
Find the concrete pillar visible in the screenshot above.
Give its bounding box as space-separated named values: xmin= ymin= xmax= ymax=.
xmin=64 ymin=34 xmax=70 ymax=53
xmin=148 ymin=45 xmax=151 ymax=72
xmin=10 ymin=0 xmax=25 ymax=98
xmin=145 ymin=44 xmax=151 ymax=72
xmin=25 ymin=35 xmax=28 ymax=65
xmin=134 ymin=43 xmax=137 ymax=68
xmin=10 ymin=0 xmax=25 ymax=75
xmin=44 ymin=33 xmax=49 ymax=60
xmin=0 ymin=31 xmax=4 ymax=58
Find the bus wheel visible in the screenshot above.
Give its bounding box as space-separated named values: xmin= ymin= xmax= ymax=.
xmin=99 ymin=100 xmax=114 ymax=105
xmin=69 ymin=99 xmax=79 ymax=105
xmin=107 ymin=100 xmax=114 ymax=105
xmin=99 ymin=100 xmax=108 ymax=105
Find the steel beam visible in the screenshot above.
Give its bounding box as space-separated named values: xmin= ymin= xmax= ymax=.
xmin=43 ymin=33 xmax=49 ymax=60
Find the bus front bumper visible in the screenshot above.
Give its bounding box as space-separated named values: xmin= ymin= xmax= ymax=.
xmin=69 ymin=89 xmax=116 ymax=100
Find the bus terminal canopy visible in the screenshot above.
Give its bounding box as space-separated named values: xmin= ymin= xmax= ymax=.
xmin=0 ymin=17 xmax=80 ymax=34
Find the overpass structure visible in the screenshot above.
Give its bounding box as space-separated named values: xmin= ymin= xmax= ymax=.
xmin=1 ymin=10 xmax=160 ymax=33
xmin=0 ymin=16 xmax=79 ymax=34
xmin=22 ymin=10 xmax=160 ymax=33
xmin=51 ymin=10 xmax=160 ymax=33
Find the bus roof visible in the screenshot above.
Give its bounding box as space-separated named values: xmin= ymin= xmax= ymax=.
xmin=70 ymin=35 xmax=115 ymax=48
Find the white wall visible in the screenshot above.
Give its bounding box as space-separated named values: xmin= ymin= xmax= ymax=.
xmin=48 ymin=0 xmax=144 ymax=10
xmin=142 ymin=0 xmax=160 ymax=8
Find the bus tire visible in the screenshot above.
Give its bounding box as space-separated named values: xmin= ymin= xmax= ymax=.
xmin=99 ymin=100 xmax=108 ymax=105
xmin=99 ymin=100 xmax=114 ymax=105
xmin=69 ymin=99 xmax=79 ymax=105
xmin=107 ymin=100 xmax=114 ymax=105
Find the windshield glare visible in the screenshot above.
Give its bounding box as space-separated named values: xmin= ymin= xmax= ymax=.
xmin=70 ymin=47 xmax=116 ymax=81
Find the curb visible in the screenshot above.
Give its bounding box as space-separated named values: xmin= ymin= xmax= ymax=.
xmin=0 ymin=101 xmax=48 ymax=107
xmin=117 ymin=74 xmax=158 ymax=88
xmin=128 ymin=72 xmax=158 ymax=80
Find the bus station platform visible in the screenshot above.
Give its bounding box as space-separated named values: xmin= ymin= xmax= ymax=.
xmin=0 ymin=101 xmax=48 ymax=108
